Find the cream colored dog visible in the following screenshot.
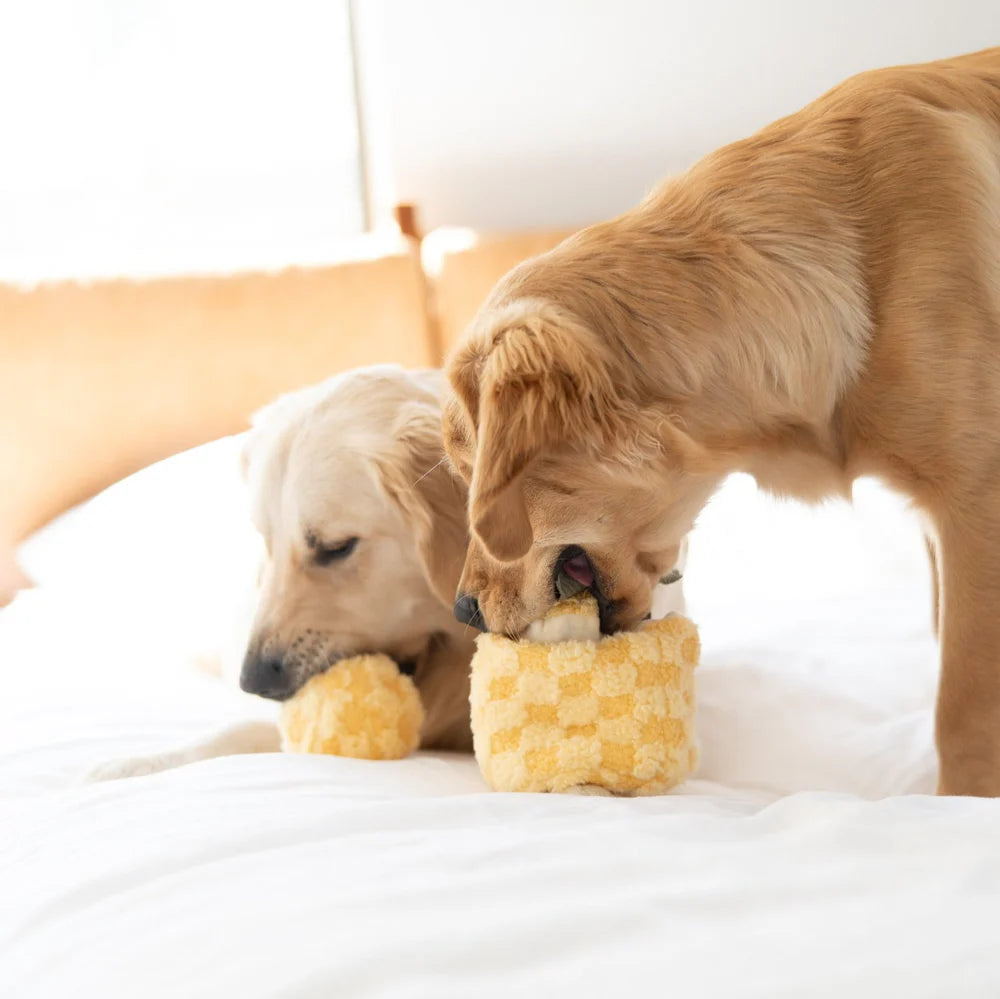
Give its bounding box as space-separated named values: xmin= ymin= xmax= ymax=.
xmin=445 ymin=48 xmax=1000 ymax=797
xmin=237 ymin=364 xmax=474 ymax=746
xmin=90 ymin=365 xmax=476 ymax=780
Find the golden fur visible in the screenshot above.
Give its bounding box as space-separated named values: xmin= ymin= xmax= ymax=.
xmin=444 ymin=48 xmax=1000 ymax=796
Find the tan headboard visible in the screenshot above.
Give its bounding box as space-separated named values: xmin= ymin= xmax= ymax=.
xmin=0 ymin=236 xmax=429 ymax=545
xmin=421 ymin=227 xmax=575 ymax=353
xmin=0 ymin=221 xmax=574 ymax=602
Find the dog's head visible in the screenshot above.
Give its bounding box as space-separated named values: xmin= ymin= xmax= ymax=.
xmin=444 ymin=299 xmax=719 ymax=637
xmin=239 ymin=366 xmax=470 ymax=725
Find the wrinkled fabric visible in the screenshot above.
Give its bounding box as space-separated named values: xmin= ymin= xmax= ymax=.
xmin=2 ymin=445 xmax=997 ymax=998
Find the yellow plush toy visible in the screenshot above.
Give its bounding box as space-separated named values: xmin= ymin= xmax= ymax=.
xmin=279 ymin=655 xmax=424 ymax=760
xmin=469 ymin=594 xmax=699 ymax=795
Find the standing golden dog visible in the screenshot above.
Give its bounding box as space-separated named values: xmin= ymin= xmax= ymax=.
xmin=444 ymin=48 xmax=1000 ymax=797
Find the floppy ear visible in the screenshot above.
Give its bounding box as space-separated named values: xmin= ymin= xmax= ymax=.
xmin=447 ymin=337 xmax=533 ymax=559
xmin=375 ymin=400 xmax=470 ymax=608
xmin=241 ymin=388 xmax=312 ymax=484
xmin=446 ymin=342 xmax=482 ymax=431
xmin=240 ymin=404 xmax=275 ymax=483
xmin=466 ymin=374 xmax=538 ymax=561
xmin=466 ymin=308 xmax=623 ymax=562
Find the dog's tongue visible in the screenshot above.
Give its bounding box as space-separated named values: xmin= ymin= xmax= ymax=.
xmin=561 ymin=552 xmax=595 ymax=588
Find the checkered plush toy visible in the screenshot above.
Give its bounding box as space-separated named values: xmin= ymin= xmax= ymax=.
xmin=469 ymin=594 xmax=700 ymax=795
xmin=280 ymin=655 xmax=424 ymax=760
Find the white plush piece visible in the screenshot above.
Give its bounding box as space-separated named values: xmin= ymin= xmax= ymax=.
xmin=2 ymin=445 xmax=997 ymax=998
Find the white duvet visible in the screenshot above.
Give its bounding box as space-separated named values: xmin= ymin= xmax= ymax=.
xmin=2 ymin=438 xmax=999 ymax=998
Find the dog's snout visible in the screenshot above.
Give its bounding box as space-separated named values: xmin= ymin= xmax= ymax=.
xmin=454 ymin=593 xmax=486 ymax=631
xmin=239 ymin=649 xmax=295 ymax=700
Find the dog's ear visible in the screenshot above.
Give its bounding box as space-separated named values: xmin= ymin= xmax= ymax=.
xmin=241 ymin=389 xmax=308 ymax=485
xmin=465 ymin=370 xmax=538 ymax=561
xmin=240 ymin=408 xmax=271 ymax=484
xmin=446 ymin=343 xmax=482 ymax=433
xmin=462 ymin=308 xmax=622 ymax=562
xmin=375 ymin=399 xmax=470 ymax=608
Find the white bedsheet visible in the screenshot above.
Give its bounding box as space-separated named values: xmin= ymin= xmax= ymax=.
xmin=2 ymin=441 xmax=999 ymax=998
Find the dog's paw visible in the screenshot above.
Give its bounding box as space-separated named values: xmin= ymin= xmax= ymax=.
xmin=82 ymin=753 xmax=174 ymax=783
xmin=80 ymin=722 xmax=280 ymax=783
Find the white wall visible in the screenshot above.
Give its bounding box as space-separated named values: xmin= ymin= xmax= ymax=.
xmin=0 ymin=0 xmax=362 ymax=282
xmin=360 ymin=0 xmax=999 ymax=231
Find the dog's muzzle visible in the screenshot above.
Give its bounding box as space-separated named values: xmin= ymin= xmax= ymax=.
xmin=454 ymin=593 xmax=486 ymax=631
xmin=240 ymin=649 xmax=296 ymax=700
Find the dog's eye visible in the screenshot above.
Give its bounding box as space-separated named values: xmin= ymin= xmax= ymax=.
xmin=312 ymin=536 xmax=359 ymax=566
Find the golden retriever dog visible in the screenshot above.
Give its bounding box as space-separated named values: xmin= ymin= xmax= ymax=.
xmin=444 ymin=48 xmax=1000 ymax=797
xmin=237 ymin=365 xmax=474 ymax=744
xmin=89 ymin=366 xmax=474 ymax=780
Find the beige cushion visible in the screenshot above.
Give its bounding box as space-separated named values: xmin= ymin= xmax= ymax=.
xmin=0 ymin=237 xmax=430 ymax=548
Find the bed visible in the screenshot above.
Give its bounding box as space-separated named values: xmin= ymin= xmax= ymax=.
xmin=3 ymin=433 xmax=998 ymax=998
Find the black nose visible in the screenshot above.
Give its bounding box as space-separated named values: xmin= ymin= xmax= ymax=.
xmin=454 ymin=593 xmax=486 ymax=630
xmin=239 ymin=650 xmax=294 ymax=700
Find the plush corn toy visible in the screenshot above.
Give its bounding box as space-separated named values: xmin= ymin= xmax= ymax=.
xmin=469 ymin=588 xmax=699 ymax=796
xmin=279 ymin=655 xmax=424 ymax=760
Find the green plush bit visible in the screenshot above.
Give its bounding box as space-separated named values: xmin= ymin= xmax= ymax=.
xmin=555 ymin=570 xmax=588 ymax=601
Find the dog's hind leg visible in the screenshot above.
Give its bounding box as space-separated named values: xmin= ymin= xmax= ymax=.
xmin=934 ymin=508 xmax=1000 ymax=796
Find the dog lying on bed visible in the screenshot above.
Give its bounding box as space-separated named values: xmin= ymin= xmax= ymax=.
xmin=444 ymin=48 xmax=1000 ymax=797
xmin=236 ymin=365 xmax=474 ymax=745
xmin=89 ymin=366 xmax=478 ymax=779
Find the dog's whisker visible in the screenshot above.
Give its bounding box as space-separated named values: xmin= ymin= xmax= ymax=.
xmin=410 ymin=456 xmax=447 ymax=488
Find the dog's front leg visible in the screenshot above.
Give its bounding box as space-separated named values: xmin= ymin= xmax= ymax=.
xmin=935 ymin=515 xmax=1000 ymax=796
xmin=84 ymin=720 xmax=281 ymax=782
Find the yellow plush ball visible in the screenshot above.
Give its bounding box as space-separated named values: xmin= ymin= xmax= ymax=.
xmin=470 ymin=594 xmax=699 ymax=795
xmin=279 ymin=655 xmax=424 ymax=760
